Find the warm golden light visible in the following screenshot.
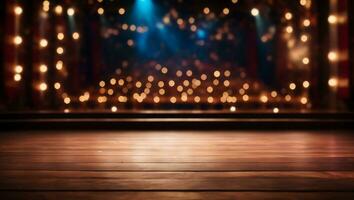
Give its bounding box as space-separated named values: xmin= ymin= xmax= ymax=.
xmin=243 ymin=95 xmax=249 ymax=102
xmin=273 ymin=107 xmax=279 ymax=113
xmin=223 ymin=8 xmax=230 ymax=15
xmin=39 ymin=83 xmax=48 ymax=91
xmin=111 ymin=106 xmax=118 ymax=112
xmin=14 ymin=36 xmax=23 ymax=45
xmin=260 ymin=95 xmax=268 ymax=103
xmin=54 ymin=5 xmax=63 ymax=15
xmin=303 ymin=81 xmax=310 ymax=88
xmin=301 ymin=34 xmax=309 ymax=42
xmin=289 ymin=83 xmax=297 ymax=90
xmin=300 ymin=97 xmax=308 ymax=105
xmin=328 ymin=51 xmax=338 ymax=62
xmin=57 ymin=33 xmax=64 ymax=40
xmin=118 ymin=8 xmax=125 ymax=15
xmin=251 ymin=8 xmax=259 ymax=16
xmin=14 ymin=6 xmax=23 ymax=15
xmin=14 ymin=65 xmax=23 ymax=73
xmin=56 ymin=47 xmax=64 ymax=54
xmin=72 ymin=32 xmax=80 ymax=40
xmin=39 ymin=39 xmax=48 ymax=48
xmin=39 ymin=64 xmax=48 ymax=73
xmin=302 ymin=57 xmax=310 ymax=65
xmin=14 ymin=74 xmax=22 ymax=82
xmin=54 ymin=82 xmax=61 ymax=90
xmin=285 ymin=12 xmax=292 ymax=20
xmin=300 ymin=0 xmax=308 ymax=6
xmin=42 ymin=1 xmax=50 ymax=12
xmin=328 ymin=78 xmax=338 ymax=87
xmin=303 ymin=19 xmax=311 ymax=27
xmin=214 ymin=70 xmax=221 ymax=78
xmin=328 ymin=15 xmax=338 ymax=24
xmin=64 ymin=97 xmax=71 ymax=104
xmin=203 ymin=7 xmax=210 ymax=15
xmin=67 ymin=8 xmax=75 ymax=16
xmin=56 ymin=61 xmax=63 ymax=70
xmin=286 ymin=26 xmax=293 ymax=33
xmin=97 ymin=8 xmax=104 ymax=15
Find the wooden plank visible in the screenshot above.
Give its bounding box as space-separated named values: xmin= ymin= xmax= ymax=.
xmin=1 ymin=178 xmax=354 ymax=191
xmin=0 ymin=156 xmax=353 ymax=163
xmin=1 ymin=192 xmax=354 ymax=200
xmin=0 ymin=161 xmax=353 ymax=171
xmin=0 ymin=171 xmax=353 ymax=191
xmin=1 ymin=171 xmax=353 ymax=179
xmin=0 ymin=130 xmax=353 ymax=199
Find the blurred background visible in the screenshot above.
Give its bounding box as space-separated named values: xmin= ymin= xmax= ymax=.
xmin=0 ymin=0 xmax=353 ymax=113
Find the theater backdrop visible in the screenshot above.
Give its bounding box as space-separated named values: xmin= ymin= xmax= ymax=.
xmin=0 ymin=0 xmax=353 ymax=113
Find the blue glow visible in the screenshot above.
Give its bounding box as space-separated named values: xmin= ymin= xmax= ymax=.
xmin=156 ymin=22 xmax=164 ymax=30
xmin=68 ymin=16 xmax=76 ymax=34
xmin=130 ymin=0 xmax=180 ymax=55
xmin=131 ymin=0 xmax=155 ymax=53
xmin=197 ymin=29 xmax=207 ymax=39
xmin=132 ymin=0 xmax=154 ymax=25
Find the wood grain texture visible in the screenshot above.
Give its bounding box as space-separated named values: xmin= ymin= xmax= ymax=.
xmin=0 ymin=130 xmax=353 ymax=199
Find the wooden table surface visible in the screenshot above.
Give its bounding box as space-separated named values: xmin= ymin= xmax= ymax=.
xmin=0 ymin=130 xmax=353 ymax=199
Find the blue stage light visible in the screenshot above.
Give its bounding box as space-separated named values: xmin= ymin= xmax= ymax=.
xmin=197 ymin=29 xmax=207 ymax=39
xmin=133 ymin=0 xmax=154 ymax=24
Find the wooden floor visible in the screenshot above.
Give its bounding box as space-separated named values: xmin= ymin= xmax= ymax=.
xmin=0 ymin=130 xmax=354 ymax=199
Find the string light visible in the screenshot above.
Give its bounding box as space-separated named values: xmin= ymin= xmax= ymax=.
xmin=289 ymin=83 xmax=297 ymax=90
xmin=303 ymin=19 xmax=311 ymax=27
xmin=39 ymin=64 xmax=48 ymax=73
xmin=303 ymin=81 xmax=310 ymax=88
xmin=64 ymin=97 xmax=71 ymax=104
xmin=39 ymin=39 xmax=48 ymax=48
xmin=14 ymin=6 xmax=23 ymax=15
xmin=118 ymin=8 xmax=125 ymax=15
xmin=286 ymin=26 xmax=293 ymax=33
xmin=67 ymin=8 xmax=75 ymax=16
xmin=328 ymin=51 xmax=338 ymax=62
xmin=56 ymin=47 xmax=64 ymax=54
xmin=14 ymin=36 xmax=23 ymax=45
xmin=72 ymin=32 xmax=80 ymax=40
xmin=54 ymin=82 xmax=61 ymax=90
xmin=111 ymin=106 xmax=118 ymax=112
xmin=7 ymin=0 xmax=319 ymax=111
xmin=300 ymin=97 xmax=308 ymax=105
xmin=285 ymin=12 xmax=292 ymax=20
xmin=57 ymin=33 xmax=64 ymax=40
xmin=328 ymin=15 xmax=338 ymax=24
xmin=39 ymin=83 xmax=48 ymax=91
xmin=14 ymin=65 xmax=23 ymax=74
xmin=56 ymin=61 xmax=63 ymax=70
xmin=223 ymin=8 xmax=230 ymax=15
xmin=54 ymin=5 xmax=63 ymax=15
xmin=328 ymin=78 xmax=338 ymax=87
xmin=203 ymin=7 xmax=210 ymax=15
xmin=301 ymin=34 xmax=309 ymax=42
xmin=97 ymin=8 xmax=104 ymax=15
xmin=251 ymin=8 xmax=259 ymax=16
xmin=42 ymin=1 xmax=50 ymax=12
xmin=302 ymin=57 xmax=310 ymax=65
xmin=273 ymin=107 xmax=279 ymax=113
xmin=14 ymin=74 xmax=22 ymax=82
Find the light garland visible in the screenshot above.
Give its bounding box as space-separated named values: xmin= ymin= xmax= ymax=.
xmin=8 ymin=0 xmax=346 ymax=113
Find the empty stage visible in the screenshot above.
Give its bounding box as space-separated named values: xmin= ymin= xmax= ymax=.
xmin=0 ymin=130 xmax=353 ymax=199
